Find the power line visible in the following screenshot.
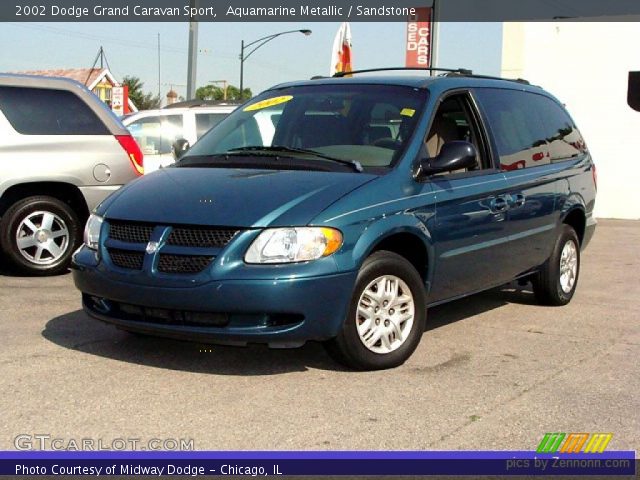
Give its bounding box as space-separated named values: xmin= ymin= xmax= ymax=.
xmin=5 ymin=23 xmax=188 ymax=54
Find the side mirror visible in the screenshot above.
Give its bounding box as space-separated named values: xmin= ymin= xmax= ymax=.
xmin=419 ymin=141 xmax=478 ymax=176
xmin=172 ymin=138 xmax=190 ymax=160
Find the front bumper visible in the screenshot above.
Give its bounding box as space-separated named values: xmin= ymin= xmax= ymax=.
xmin=72 ymin=250 xmax=357 ymax=347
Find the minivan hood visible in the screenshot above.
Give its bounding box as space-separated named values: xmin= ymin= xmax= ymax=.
xmin=99 ymin=167 xmax=377 ymax=227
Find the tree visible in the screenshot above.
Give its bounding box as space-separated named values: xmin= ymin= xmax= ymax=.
xmin=226 ymin=85 xmax=252 ymax=101
xmin=194 ymin=84 xmax=252 ymax=102
xmin=195 ymin=85 xmax=224 ymax=101
xmin=122 ymin=75 xmax=160 ymax=110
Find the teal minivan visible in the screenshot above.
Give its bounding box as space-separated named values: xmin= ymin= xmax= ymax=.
xmin=72 ymin=69 xmax=596 ymax=370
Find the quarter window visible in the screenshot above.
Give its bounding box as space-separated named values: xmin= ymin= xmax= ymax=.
xmin=0 ymin=86 xmax=108 ymax=135
xmin=537 ymin=97 xmax=587 ymax=162
xmin=475 ymin=89 xmax=586 ymax=171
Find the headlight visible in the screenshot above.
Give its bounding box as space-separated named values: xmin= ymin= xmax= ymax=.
xmin=245 ymin=227 xmax=343 ymax=264
xmin=83 ymin=214 xmax=103 ymax=250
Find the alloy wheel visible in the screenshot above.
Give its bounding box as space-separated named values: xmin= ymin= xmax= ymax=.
xmin=356 ymin=275 xmax=415 ymax=354
xmin=15 ymin=211 xmax=70 ymax=265
xmin=559 ymin=239 xmax=578 ymax=294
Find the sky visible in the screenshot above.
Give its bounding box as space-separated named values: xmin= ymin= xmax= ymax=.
xmin=0 ymin=22 xmax=503 ymax=101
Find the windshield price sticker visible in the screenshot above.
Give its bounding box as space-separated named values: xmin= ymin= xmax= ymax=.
xmin=244 ymin=95 xmax=294 ymax=112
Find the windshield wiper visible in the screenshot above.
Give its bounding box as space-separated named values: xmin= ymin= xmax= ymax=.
xmin=227 ymin=146 xmax=363 ymax=173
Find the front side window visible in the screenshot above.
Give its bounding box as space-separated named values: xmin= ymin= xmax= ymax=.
xmin=128 ymin=114 xmax=184 ymax=155
xmin=424 ymin=93 xmax=486 ymax=173
xmin=0 ymin=86 xmax=108 ymax=135
xmin=183 ymin=84 xmax=428 ymax=172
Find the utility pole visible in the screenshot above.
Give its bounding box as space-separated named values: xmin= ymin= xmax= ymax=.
xmin=186 ymin=0 xmax=199 ymax=100
xmin=239 ymin=40 xmax=244 ymax=99
xmin=430 ymin=0 xmax=440 ymax=72
xmin=157 ymin=33 xmax=161 ymax=103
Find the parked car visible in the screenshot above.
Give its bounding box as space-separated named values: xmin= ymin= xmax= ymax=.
xmin=72 ymin=69 xmax=597 ymax=370
xmin=121 ymin=101 xmax=238 ymax=173
xmin=0 ymin=74 xmax=143 ymax=275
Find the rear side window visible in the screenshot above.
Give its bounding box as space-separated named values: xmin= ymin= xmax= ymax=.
xmin=475 ymin=88 xmax=586 ymax=171
xmin=0 ymin=86 xmax=109 ymax=135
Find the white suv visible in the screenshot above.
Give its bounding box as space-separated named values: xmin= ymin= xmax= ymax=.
xmin=122 ymin=102 xmax=238 ymax=173
xmin=0 ymin=74 xmax=143 ymax=275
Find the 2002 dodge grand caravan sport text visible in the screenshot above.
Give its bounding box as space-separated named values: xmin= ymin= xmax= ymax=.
xmin=72 ymin=69 xmax=596 ymax=370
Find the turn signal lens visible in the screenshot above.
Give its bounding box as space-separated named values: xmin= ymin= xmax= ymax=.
xmin=320 ymin=227 xmax=343 ymax=256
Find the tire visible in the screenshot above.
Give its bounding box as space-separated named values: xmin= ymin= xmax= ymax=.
xmin=532 ymin=224 xmax=580 ymax=306
xmin=325 ymin=251 xmax=427 ymax=370
xmin=0 ymin=196 xmax=81 ymax=276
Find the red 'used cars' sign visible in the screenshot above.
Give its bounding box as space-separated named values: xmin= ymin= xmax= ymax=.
xmin=405 ymin=7 xmax=432 ymax=68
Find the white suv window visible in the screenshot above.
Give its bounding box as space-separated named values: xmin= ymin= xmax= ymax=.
xmin=128 ymin=114 xmax=184 ymax=155
xmin=195 ymin=113 xmax=227 ymax=139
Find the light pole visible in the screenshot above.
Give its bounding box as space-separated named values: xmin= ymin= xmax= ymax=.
xmin=239 ymin=29 xmax=312 ymax=100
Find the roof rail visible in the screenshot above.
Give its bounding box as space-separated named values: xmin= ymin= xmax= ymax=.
xmin=332 ymin=67 xmax=473 ymax=78
xmin=443 ymin=71 xmax=531 ymax=85
xmin=330 ymin=67 xmax=531 ymax=85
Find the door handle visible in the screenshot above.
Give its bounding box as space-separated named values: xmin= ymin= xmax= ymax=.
xmin=510 ymin=193 xmax=526 ymax=208
xmin=490 ymin=196 xmax=509 ymax=213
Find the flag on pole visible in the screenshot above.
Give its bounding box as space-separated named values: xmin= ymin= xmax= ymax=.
xmin=330 ymin=22 xmax=353 ymax=76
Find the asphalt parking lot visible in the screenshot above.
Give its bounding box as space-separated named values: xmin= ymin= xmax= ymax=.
xmin=0 ymin=219 xmax=638 ymax=452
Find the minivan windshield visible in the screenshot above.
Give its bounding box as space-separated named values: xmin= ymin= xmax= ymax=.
xmin=178 ymin=84 xmax=428 ymax=172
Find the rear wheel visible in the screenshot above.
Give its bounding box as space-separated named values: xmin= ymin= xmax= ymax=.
xmin=325 ymin=251 xmax=427 ymax=370
xmin=0 ymin=196 xmax=81 ymax=276
xmin=532 ymin=225 xmax=580 ymax=306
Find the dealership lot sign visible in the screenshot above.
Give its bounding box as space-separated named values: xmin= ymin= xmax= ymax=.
xmin=405 ymin=7 xmax=432 ymax=67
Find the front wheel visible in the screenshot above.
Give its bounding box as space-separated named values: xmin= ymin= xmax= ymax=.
xmin=0 ymin=196 xmax=81 ymax=276
xmin=325 ymin=251 xmax=427 ymax=370
xmin=532 ymin=225 xmax=580 ymax=306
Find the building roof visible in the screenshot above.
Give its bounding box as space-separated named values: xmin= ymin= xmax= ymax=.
xmin=16 ymin=68 xmax=113 ymax=89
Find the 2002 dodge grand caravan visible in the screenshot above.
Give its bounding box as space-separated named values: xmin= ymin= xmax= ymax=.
xmin=72 ymin=69 xmax=596 ymax=370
